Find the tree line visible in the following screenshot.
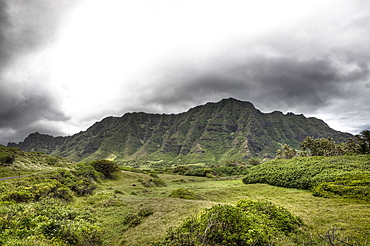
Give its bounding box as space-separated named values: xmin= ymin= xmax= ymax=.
xmin=276 ymin=130 xmax=370 ymax=159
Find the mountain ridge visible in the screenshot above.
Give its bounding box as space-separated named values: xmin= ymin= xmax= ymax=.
xmin=8 ymin=98 xmax=352 ymax=164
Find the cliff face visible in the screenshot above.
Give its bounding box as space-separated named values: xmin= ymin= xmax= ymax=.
xmin=8 ymin=98 xmax=352 ymax=164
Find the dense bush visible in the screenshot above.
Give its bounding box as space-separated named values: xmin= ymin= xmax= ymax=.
xmin=89 ymin=160 xmax=119 ymax=178
xmin=0 ymin=163 xmax=105 ymax=245
xmin=182 ymin=165 xmax=249 ymax=177
xmin=0 ymin=199 xmax=102 ymax=245
xmin=312 ymin=173 xmax=370 ymax=199
xmin=0 ymin=152 xmax=15 ymax=165
xmin=0 ymin=164 xmax=103 ymax=203
xmin=242 ymin=155 xmax=370 ymax=199
xmin=184 ymin=167 xmax=216 ymax=177
xmin=155 ymin=199 xmax=306 ymax=246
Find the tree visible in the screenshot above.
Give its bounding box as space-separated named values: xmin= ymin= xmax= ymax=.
xmin=300 ymin=136 xmax=364 ymax=156
xmin=90 ymin=160 xmax=119 ymax=178
xmin=356 ymin=130 xmax=370 ymax=154
xmin=300 ymin=137 xmax=340 ymax=156
xmin=276 ymin=144 xmax=297 ymax=159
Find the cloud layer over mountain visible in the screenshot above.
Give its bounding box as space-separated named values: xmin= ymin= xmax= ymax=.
xmin=0 ymin=0 xmax=369 ymax=145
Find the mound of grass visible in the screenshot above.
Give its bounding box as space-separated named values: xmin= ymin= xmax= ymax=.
xmin=169 ymin=188 xmax=202 ymax=200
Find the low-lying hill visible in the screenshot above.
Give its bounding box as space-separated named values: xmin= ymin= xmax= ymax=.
xmin=8 ymin=98 xmax=352 ymax=164
xmin=0 ymin=144 xmax=75 ymax=178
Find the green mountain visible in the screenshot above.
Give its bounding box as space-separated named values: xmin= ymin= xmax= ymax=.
xmin=8 ymin=98 xmax=352 ymax=164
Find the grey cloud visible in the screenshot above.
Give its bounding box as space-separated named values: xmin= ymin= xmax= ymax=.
xmin=140 ymin=54 xmax=369 ymax=114
xmin=0 ymin=1 xmax=79 ymax=145
xmin=1 ymin=1 xmax=76 ymax=56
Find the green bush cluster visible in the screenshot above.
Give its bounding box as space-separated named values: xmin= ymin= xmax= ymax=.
xmin=175 ymin=165 xmax=249 ymax=177
xmin=88 ymin=160 xmax=119 ymax=178
xmin=0 ymin=164 xmax=103 ymax=203
xmin=242 ymin=155 xmax=370 ymax=199
xmin=0 ymin=199 xmax=102 ymax=245
xmin=0 ymin=152 xmax=15 ymax=165
xmin=312 ymin=173 xmax=370 ymax=199
xmin=155 ymin=199 xmax=306 ymax=246
xmin=169 ymin=188 xmax=201 ymax=200
xmin=123 ymin=207 xmax=154 ymax=230
xmin=138 ymin=177 xmax=167 ymax=188
xmin=0 ymin=163 xmax=105 ymax=245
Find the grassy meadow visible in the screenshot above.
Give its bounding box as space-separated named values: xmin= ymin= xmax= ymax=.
xmin=78 ymin=171 xmax=370 ymax=245
xmin=1 ymin=144 xmax=370 ymax=245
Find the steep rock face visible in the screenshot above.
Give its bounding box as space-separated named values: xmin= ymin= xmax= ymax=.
xmin=8 ymin=98 xmax=352 ymax=164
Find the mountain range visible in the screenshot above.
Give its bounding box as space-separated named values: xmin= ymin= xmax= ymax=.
xmin=8 ymin=98 xmax=352 ymax=165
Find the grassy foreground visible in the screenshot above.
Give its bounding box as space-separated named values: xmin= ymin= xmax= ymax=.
xmin=79 ymin=171 xmax=370 ymax=245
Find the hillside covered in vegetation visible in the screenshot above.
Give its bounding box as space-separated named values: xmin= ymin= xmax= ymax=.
xmin=8 ymin=98 xmax=352 ymax=165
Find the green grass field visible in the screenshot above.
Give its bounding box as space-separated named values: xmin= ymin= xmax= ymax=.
xmin=80 ymin=171 xmax=370 ymax=245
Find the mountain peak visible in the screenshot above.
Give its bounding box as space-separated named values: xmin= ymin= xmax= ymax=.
xmin=8 ymin=99 xmax=352 ymax=164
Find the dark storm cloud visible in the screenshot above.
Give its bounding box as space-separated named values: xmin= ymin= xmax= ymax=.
xmin=141 ymin=54 xmax=369 ymax=115
xmin=141 ymin=73 xmax=249 ymax=106
xmin=0 ymin=0 xmax=79 ymax=145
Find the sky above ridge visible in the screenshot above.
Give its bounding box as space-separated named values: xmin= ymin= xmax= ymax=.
xmin=0 ymin=0 xmax=369 ymax=145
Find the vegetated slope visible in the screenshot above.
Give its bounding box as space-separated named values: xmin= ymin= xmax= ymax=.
xmin=0 ymin=144 xmax=75 ymax=178
xmin=8 ymin=98 xmax=352 ymax=164
xmin=242 ymin=155 xmax=370 ymax=200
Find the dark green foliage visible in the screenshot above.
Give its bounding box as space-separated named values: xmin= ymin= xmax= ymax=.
xmin=169 ymin=188 xmax=201 ymax=200
xmin=173 ymin=165 xmax=191 ymax=174
xmin=89 ymin=160 xmax=119 ymax=178
xmin=138 ymin=176 xmax=167 ymax=187
xmin=184 ymin=167 xmax=216 ymax=177
xmin=155 ymin=199 xmax=306 ymax=246
xmin=0 ymin=152 xmax=15 ymax=165
xmin=177 ymin=164 xmax=250 ymax=177
xmin=356 ymin=130 xmax=370 ymax=154
xmin=0 ymin=199 xmax=102 ymax=245
xmin=242 ymin=155 xmax=370 ymax=199
xmin=151 ymin=178 xmax=167 ymax=187
xmin=300 ymin=136 xmax=361 ymax=156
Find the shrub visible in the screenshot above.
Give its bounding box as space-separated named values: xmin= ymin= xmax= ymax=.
xmin=184 ymin=168 xmax=215 ymax=177
xmin=151 ymin=178 xmax=167 ymax=187
xmin=169 ymin=188 xmax=201 ymax=200
xmin=312 ymin=173 xmax=370 ymax=199
xmin=242 ymin=155 xmax=370 ymax=192
xmin=89 ymin=160 xmax=119 ymax=178
xmin=0 ymin=199 xmax=103 ymax=245
xmin=155 ymin=199 xmax=306 ymax=246
xmin=123 ymin=208 xmax=154 ymax=229
xmin=0 ymin=152 xmax=15 ymax=165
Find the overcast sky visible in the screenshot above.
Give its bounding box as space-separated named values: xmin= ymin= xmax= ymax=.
xmin=1 ymin=0 xmax=369 ymax=145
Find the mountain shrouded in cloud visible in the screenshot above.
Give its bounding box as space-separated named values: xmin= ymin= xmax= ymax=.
xmin=0 ymin=0 xmax=369 ymax=145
